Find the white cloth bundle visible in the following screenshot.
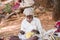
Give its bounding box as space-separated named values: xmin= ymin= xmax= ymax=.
xmin=23 ymin=7 xmax=34 ymax=16
xmin=20 ymin=0 xmax=34 ymax=8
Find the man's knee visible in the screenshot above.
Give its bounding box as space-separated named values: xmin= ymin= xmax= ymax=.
xmin=9 ymin=36 xmax=21 ymax=40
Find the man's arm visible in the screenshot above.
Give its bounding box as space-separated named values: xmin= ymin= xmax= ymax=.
xmin=20 ymin=20 xmax=26 ymax=35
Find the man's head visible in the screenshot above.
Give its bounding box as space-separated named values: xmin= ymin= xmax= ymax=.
xmin=23 ymin=8 xmax=34 ymax=22
xmin=26 ymin=15 xmax=33 ymax=22
xmin=18 ymin=0 xmax=21 ymax=3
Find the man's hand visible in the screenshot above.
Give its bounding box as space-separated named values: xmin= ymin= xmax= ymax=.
xmin=28 ymin=36 xmax=39 ymax=40
xmin=54 ymin=33 xmax=58 ymax=36
xmin=20 ymin=30 xmax=25 ymax=35
xmin=31 ymin=30 xmax=40 ymax=34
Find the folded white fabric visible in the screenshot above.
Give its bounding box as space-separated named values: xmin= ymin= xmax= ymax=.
xmin=20 ymin=0 xmax=34 ymax=8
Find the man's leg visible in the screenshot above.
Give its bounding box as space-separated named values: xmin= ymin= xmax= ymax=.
xmin=28 ymin=36 xmax=39 ymax=40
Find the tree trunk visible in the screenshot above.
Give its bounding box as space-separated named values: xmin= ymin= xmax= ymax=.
xmin=53 ymin=0 xmax=60 ymax=21
xmin=46 ymin=0 xmax=54 ymax=8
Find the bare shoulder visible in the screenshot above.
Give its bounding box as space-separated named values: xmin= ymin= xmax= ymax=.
xmin=21 ymin=18 xmax=26 ymax=23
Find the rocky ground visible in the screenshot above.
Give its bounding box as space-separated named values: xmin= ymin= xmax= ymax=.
xmin=0 ymin=8 xmax=56 ymax=40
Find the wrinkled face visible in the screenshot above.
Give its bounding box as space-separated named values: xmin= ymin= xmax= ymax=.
xmin=26 ymin=15 xmax=33 ymax=23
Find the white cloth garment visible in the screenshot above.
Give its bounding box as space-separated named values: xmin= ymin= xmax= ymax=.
xmin=20 ymin=0 xmax=34 ymax=8
xmin=18 ymin=17 xmax=46 ymax=40
xmin=23 ymin=7 xmax=34 ymax=16
xmin=54 ymin=33 xmax=60 ymax=37
xmin=46 ymin=29 xmax=57 ymax=35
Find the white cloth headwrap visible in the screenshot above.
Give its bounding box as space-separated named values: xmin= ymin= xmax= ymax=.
xmin=23 ymin=8 xmax=34 ymax=16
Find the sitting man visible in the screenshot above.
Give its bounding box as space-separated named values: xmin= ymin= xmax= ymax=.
xmin=12 ymin=0 xmax=21 ymax=11
xmin=46 ymin=21 xmax=60 ymax=40
xmin=18 ymin=8 xmax=47 ymax=40
xmin=54 ymin=21 xmax=60 ymax=37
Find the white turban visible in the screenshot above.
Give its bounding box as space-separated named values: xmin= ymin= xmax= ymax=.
xmin=23 ymin=8 xmax=34 ymax=16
